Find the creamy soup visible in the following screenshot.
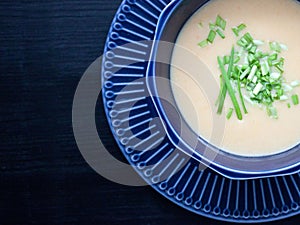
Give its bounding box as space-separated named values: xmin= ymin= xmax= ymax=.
xmin=171 ymin=0 xmax=300 ymax=156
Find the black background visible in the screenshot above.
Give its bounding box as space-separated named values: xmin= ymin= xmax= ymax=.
xmin=1 ymin=1 xmax=299 ymax=224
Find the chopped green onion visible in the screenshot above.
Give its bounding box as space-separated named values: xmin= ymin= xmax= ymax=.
xmin=277 ymin=89 xmax=284 ymax=97
xmin=287 ymin=103 xmax=291 ymax=108
xmin=243 ymin=95 xmax=254 ymax=105
xmin=237 ymin=78 xmax=248 ymax=113
xmin=216 ymin=29 xmax=225 ymax=39
xmin=282 ymin=84 xmax=293 ymax=92
xmin=269 ymin=53 xmax=278 ymax=61
xmin=209 ymin=22 xmax=217 ymax=30
xmin=237 ymin=38 xmax=248 ymax=47
xmin=197 ymin=15 xmax=228 ymax=48
xmin=253 ymin=83 xmax=264 ymax=95
xmin=246 ymin=43 xmax=254 ymax=51
xmin=255 ymin=51 xmax=263 ymax=58
xmin=269 ymin=42 xmax=282 ymax=52
xmin=216 ymin=15 xmax=226 ymax=30
xmin=232 ymin=23 xmax=246 ymax=36
xmin=279 ymin=57 xmax=285 ymax=66
xmin=249 ymin=45 xmax=257 ymax=54
xmin=232 ymin=27 xmax=239 ymax=37
xmin=240 ymin=67 xmax=250 ymax=80
xmin=207 ymin=30 xmax=217 ymax=43
xmin=280 ymin=95 xmax=288 ymax=101
xmin=267 ymin=106 xmax=278 ymax=119
xmin=271 ymin=60 xmax=281 ymax=66
xmin=247 ymin=53 xmax=256 ymax=63
xmin=217 ymin=76 xmax=227 ymax=114
xmin=270 ymin=72 xmax=281 ymax=81
xmin=280 ymin=43 xmax=288 ymax=51
xmin=275 ymin=64 xmax=284 ymax=73
xmin=214 ymin=22 xmax=296 ymax=119
xmin=291 ymin=80 xmax=300 ymax=87
xmin=247 ymin=65 xmax=257 ymax=81
xmin=292 ymin=94 xmax=299 ymax=105
xmin=217 ymin=47 xmax=242 ymax=120
xmin=226 ymin=108 xmax=234 ymax=119
xmin=198 ymin=39 xmax=209 ymax=48
xmin=223 ymin=55 xmax=230 ymax=64
xmin=260 ymin=61 xmax=269 ymax=76
xmin=217 ymin=52 xmax=236 ymax=114
xmin=243 ymin=32 xmax=254 ymax=43
xmin=252 ymin=76 xmax=258 ymax=84
xmin=253 ymin=40 xmax=264 ymax=45
xmin=237 ymin=23 xmax=247 ymax=31
xmin=234 ymin=56 xmax=241 ymax=63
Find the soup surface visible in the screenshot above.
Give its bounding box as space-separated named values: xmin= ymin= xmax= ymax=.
xmin=171 ymin=0 xmax=300 ymax=156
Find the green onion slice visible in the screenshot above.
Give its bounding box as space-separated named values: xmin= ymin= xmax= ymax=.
xmin=237 ymin=78 xmax=248 ymax=114
xmin=226 ymin=108 xmax=234 ymax=119
xmin=198 ymin=40 xmax=209 ymax=48
xmin=216 ymin=15 xmax=226 ymax=30
xmin=292 ymin=94 xmax=299 ymax=105
xmin=216 ymin=29 xmax=225 ymax=39
xmin=207 ymin=30 xmax=217 ymax=43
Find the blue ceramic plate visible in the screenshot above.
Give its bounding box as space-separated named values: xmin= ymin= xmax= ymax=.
xmin=102 ymin=0 xmax=300 ymax=222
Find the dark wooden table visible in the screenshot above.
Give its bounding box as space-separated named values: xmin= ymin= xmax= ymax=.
xmin=1 ymin=1 xmax=299 ymax=224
